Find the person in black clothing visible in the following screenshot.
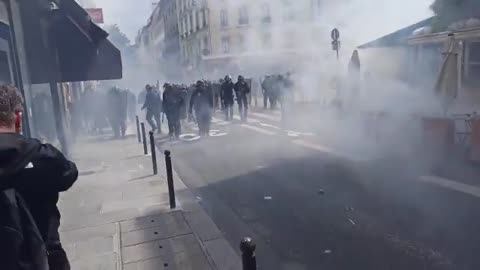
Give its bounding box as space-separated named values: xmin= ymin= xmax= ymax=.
xmin=189 ymin=80 xmax=213 ymax=137
xmin=107 ymin=87 xmax=128 ymax=138
xmin=234 ymin=75 xmax=251 ymax=122
xmin=221 ymin=75 xmax=235 ymax=121
xmin=142 ymin=84 xmax=162 ymax=134
xmin=0 ymin=85 xmax=78 ymax=270
xmin=163 ymin=83 xmax=184 ymax=139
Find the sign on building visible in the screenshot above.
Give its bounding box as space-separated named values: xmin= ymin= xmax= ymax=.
xmin=85 ymin=8 xmax=104 ymax=24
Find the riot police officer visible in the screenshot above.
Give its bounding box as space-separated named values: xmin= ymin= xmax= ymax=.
xmin=234 ymin=75 xmax=251 ymax=122
xmin=163 ymin=83 xmax=184 ymax=139
xmin=221 ymin=75 xmax=235 ymax=121
xmin=189 ymin=80 xmax=214 ymax=137
xmin=107 ymin=87 xmax=128 ymax=138
xmin=142 ymin=84 xmax=162 ymax=134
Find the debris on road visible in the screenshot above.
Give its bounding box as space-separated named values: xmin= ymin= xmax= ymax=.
xmin=348 ymin=219 xmax=356 ymax=226
xmin=264 ymin=196 xmax=273 ymax=200
xmin=345 ymin=206 xmax=355 ymax=212
xmin=317 ymin=189 xmax=325 ymax=195
xmin=324 ymin=250 xmax=332 ymax=254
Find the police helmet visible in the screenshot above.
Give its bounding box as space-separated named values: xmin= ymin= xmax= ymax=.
xmin=224 ymin=75 xmax=232 ymax=81
xmin=238 ymin=75 xmax=244 ymax=81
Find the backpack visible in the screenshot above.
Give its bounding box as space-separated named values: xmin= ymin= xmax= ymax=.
xmin=0 ymin=189 xmax=49 ymax=270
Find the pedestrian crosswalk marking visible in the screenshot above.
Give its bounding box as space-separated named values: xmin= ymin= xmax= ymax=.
xmin=250 ymin=112 xmax=281 ymax=122
xmin=259 ymin=123 xmax=281 ymax=129
xmin=292 ymin=140 xmax=368 ymax=162
xmin=241 ymin=124 xmax=276 ymax=136
xmin=419 ymin=175 xmax=480 ymax=198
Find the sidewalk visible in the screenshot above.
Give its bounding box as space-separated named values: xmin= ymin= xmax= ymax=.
xmin=58 ymin=133 xmax=241 ymax=270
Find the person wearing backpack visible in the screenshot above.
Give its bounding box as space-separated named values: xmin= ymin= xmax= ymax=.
xmin=0 ymin=85 xmax=78 ymax=270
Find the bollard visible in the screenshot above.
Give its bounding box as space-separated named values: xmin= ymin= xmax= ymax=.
xmin=136 ymin=116 xmax=141 ymax=143
xmin=240 ymin=237 xmax=256 ymax=270
xmin=164 ymin=150 xmax=176 ymax=209
xmin=141 ymin=123 xmax=148 ymax=155
xmin=149 ymin=131 xmax=158 ymax=175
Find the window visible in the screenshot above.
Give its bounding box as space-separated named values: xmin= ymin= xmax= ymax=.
xmin=202 ymin=9 xmax=207 ymax=27
xmin=464 ymin=42 xmax=480 ymax=87
xmin=0 ymin=51 xmax=11 ymax=84
xmin=189 ymin=14 xmax=194 ymax=32
xmin=239 ymin=35 xmax=246 ymax=52
xmin=262 ymin=33 xmax=272 ymax=49
xmin=261 ymin=3 xmax=271 ymax=23
xmin=220 ymin=9 xmax=228 ymax=27
xmin=221 ymin=36 xmax=230 ymax=53
xmin=238 ymin=6 xmax=249 ymax=25
xmin=196 ymin=11 xmax=201 ymax=30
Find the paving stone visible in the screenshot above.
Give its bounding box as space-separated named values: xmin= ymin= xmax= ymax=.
xmin=70 ymin=236 xmax=115 ymax=260
xmin=121 ymin=216 xmax=191 ymax=247
xmin=120 ymin=211 xmax=185 ymax=233
xmin=60 ymin=223 xmax=116 ymax=244
xmin=101 ymin=195 xmax=170 ymax=213
xmin=183 ymin=210 xmax=222 ymax=242
xmin=69 ymin=253 xmax=117 ymax=270
xmin=123 ymin=249 xmax=212 ymax=270
xmin=122 ymin=234 xmax=199 ymax=264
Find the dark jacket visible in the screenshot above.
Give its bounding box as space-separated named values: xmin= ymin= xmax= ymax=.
xmin=189 ymin=86 xmax=213 ymax=114
xmin=0 ymin=133 xmax=78 ymax=269
xmin=221 ymin=81 xmax=235 ymax=103
xmin=142 ymin=90 xmax=162 ymax=113
xmin=234 ymin=81 xmax=251 ymax=98
xmin=163 ymin=87 xmax=184 ymax=115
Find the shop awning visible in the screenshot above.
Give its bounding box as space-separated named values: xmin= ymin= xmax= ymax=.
xmin=23 ymin=0 xmax=122 ymax=84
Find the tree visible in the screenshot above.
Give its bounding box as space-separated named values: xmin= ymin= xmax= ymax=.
xmin=430 ymin=0 xmax=480 ymax=32
xmin=104 ymin=24 xmax=131 ymax=51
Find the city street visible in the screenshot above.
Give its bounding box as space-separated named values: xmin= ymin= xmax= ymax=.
xmin=156 ymin=108 xmax=480 ymax=270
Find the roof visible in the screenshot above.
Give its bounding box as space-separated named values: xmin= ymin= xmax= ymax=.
xmin=358 ymin=17 xmax=435 ymax=49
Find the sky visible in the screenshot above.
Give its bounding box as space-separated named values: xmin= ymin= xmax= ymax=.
xmin=78 ymin=0 xmax=434 ymax=45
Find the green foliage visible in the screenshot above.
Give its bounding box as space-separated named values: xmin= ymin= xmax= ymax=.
xmin=104 ymin=24 xmax=131 ymax=50
xmin=430 ymin=0 xmax=480 ymax=31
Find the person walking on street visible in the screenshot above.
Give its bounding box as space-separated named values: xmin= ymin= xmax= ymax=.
xmin=0 ymin=84 xmax=79 ymax=270
xmin=107 ymin=87 xmax=128 ymax=138
xmin=189 ymin=80 xmax=213 ymax=137
xmin=142 ymin=84 xmax=162 ymax=134
xmin=163 ymin=83 xmax=184 ymax=139
xmin=221 ymin=75 xmax=235 ymax=121
xmin=234 ymin=75 xmax=251 ymax=122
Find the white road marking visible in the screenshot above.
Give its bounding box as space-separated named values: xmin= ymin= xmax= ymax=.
xmin=419 ymin=175 xmax=480 ymax=198
xmin=251 ymin=112 xmax=281 ymax=122
xmin=292 ymin=140 xmax=367 ymax=162
xmin=260 ymin=123 xmax=281 ymax=129
xmin=241 ymin=124 xmax=277 ymax=136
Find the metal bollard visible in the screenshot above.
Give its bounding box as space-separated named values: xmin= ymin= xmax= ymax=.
xmin=164 ymin=150 xmax=176 ymax=209
xmin=149 ymin=131 xmax=158 ymax=175
xmin=240 ymin=237 xmax=256 ymax=270
xmin=136 ymin=116 xmax=141 ymax=143
xmin=141 ymin=123 xmax=148 ymax=155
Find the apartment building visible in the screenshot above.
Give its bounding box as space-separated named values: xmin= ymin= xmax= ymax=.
xmin=176 ymin=0 xmax=325 ymax=77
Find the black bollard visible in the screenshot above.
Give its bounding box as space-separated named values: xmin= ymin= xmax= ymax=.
xmin=240 ymin=237 xmax=257 ymax=270
xmin=136 ymin=116 xmax=141 ymax=143
xmin=164 ymin=150 xmax=176 ymax=209
xmin=141 ymin=123 xmax=148 ymax=155
xmin=149 ymin=131 xmax=158 ymax=175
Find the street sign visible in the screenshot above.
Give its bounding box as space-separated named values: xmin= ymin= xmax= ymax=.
xmin=331 ymin=28 xmax=340 ymax=41
xmin=85 ymin=8 xmax=104 ymax=24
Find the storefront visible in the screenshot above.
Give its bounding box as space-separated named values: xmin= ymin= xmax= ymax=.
xmin=0 ymin=0 xmax=123 ymax=155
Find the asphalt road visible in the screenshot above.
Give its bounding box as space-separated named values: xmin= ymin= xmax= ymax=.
xmin=156 ymin=108 xmax=480 ymax=270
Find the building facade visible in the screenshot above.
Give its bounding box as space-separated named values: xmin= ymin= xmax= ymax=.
xmin=136 ymin=0 xmax=181 ymax=81
xmin=176 ymin=0 xmax=326 ymax=78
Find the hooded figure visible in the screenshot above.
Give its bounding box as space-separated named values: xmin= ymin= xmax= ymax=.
xmin=221 ymin=75 xmax=235 ymax=121
xmin=0 ymin=85 xmax=78 ymax=270
xmin=142 ymin=84 xmax=163 ymax=134
xmin=234 ymin=75 xmax=251 ymax=122
xmin=163 ymin=83 xmax=184 ymax=139
xmin=189 ymin=80 xmax=214 ymax=136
